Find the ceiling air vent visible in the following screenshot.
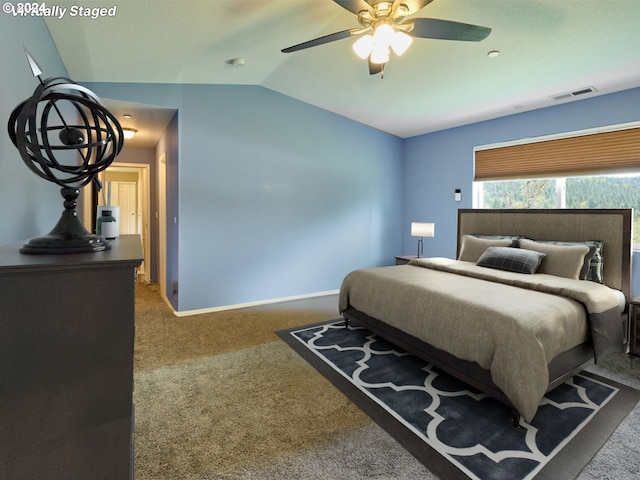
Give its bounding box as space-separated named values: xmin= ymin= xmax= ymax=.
xmin=550 ymin=87 xmax=597 ymax=101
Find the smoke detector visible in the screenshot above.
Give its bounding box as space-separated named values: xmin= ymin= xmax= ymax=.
xmin=224 ymin=58 xmax=245 ymax=68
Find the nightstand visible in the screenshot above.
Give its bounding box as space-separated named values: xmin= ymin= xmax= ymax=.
xmin=627 ymin=296 xmax=640 ymax=366
xmin=395 ymin=255 xmax=417 ymax=265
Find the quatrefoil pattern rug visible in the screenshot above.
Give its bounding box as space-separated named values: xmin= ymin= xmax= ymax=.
xmin=279 ymin=320 xmax=640 ymax=480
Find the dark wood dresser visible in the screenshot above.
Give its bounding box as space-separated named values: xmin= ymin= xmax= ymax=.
xmin=0 ymin=235 xmax=143 ymax=479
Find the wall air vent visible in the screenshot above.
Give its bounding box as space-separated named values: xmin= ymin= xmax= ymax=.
xmin=550 ymin=86 xmax=597 ymax=101
xmin=571 ymin=87 xmax=595 ymax=96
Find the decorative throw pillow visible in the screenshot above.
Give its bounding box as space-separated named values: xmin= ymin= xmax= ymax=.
xmin=518 ymin=239 xmax=592 ymax=280
xmin=476 ymin=246 xmax=546 ymax=274
xmin=532 ymin=239 xmax=603 ymax=283
xmin=458 ymin=235 xmax=514 ymax=263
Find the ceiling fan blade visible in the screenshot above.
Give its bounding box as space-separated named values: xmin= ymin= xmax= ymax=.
xmin=411 ymin=18 xmax=491 ymax=42
xmin=394 ymin=0 xmax=434 ymax=16
xmin=332 ymin=0 xmax=374 ymax=16
xmin=281 ymin=29 xmax=355 ymax=53
xmin=369 ymin=59 xmax=384 ymax=75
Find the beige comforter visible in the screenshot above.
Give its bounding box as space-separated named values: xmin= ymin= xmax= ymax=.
xmin=338 ymin=257 xmax=623 ymax=422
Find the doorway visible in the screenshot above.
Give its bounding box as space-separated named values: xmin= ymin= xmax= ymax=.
xmin=98 ymin=163 xmax=151 ymax=282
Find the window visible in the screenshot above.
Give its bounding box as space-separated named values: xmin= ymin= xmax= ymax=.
xmin=474 ymin=174 xmax=640 ymax=248
xmin=474 ymin=125 xmax=640 ymax=181
xmin=473 ymin=122 xmax=640 ymax=248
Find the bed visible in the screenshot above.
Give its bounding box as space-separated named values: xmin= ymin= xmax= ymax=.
xmin=339 ymin=209 xmax=631 ymax=424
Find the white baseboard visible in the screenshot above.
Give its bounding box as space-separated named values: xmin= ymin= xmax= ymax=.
xmin=171 ymin=289 xmax=340 ymax=317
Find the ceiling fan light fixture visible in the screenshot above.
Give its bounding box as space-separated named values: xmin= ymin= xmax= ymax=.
xmin=353 ymin=34 xmax=374 ymax=59
xmin=373 ymin=23 xmax=395 ymax=45
xmin=280 ymin=1 xmax=492 ymax=77
xmin=122 ymin=128 xmax=137 ymax=139
xmin=391 ymin=30 xmax=413 ymax=56
xmin=370 ymin=46 xmax=390 ymax=65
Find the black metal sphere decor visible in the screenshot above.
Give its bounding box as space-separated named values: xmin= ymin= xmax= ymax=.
xmin=7 ymin=49 xmax=124 ymax=254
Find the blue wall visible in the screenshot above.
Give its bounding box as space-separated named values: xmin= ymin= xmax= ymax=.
xmin=403 ymin=87 xmax=640 ymax=293
xmin=84 ymin=83 xmax=404 ymax=312
xmin=177 ymin=85 xmax=403 ymax=311
xmin=0 ymin=15 xmax=71 ymax=245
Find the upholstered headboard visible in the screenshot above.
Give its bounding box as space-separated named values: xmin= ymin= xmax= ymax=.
xmin=457 ymin=209 xmax=632 ymax=300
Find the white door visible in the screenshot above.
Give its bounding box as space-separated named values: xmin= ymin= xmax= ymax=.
xmin=116 ymin=182 xmax=138 ymax=234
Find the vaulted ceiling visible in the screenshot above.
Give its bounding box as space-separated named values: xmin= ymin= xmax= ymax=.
xmin=44 ymin=0 xmax=640 ymax=146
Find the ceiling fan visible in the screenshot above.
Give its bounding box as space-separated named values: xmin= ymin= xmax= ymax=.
xmin=281 ymin=0 xmax=491 ymax=76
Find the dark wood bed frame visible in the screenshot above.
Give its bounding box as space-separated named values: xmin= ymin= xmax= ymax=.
xmin=342 ymin=208 xmax=632 ymax=425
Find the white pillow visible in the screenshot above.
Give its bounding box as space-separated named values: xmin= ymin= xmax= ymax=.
xmin=458 ymin=235 xmax=514 ymax=263
xmin=518 ymin=239 xmax=591 ymax=280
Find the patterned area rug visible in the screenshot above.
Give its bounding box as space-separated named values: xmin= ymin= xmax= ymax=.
xmin=278 ymin=320 xmax=640 ymax=480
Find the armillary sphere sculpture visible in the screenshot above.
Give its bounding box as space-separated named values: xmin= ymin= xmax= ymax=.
xmin=7 ymin=49 xmax=124 ymax=254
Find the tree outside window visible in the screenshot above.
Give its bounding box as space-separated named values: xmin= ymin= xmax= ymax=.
xmin=475 ymin=174 xmax=640 ymax=247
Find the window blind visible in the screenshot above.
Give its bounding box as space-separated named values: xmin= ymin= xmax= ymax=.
xmin=474 ymin=127 xmax=640 ymax=181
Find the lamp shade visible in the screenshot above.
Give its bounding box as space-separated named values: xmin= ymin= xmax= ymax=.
xmin=411 ymin=222 xmax=435 ymax=237
xmin=353 ymin=34 xmax=374 ymax=59
xmin=391 ymin=31 xmax=413 ymax=56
